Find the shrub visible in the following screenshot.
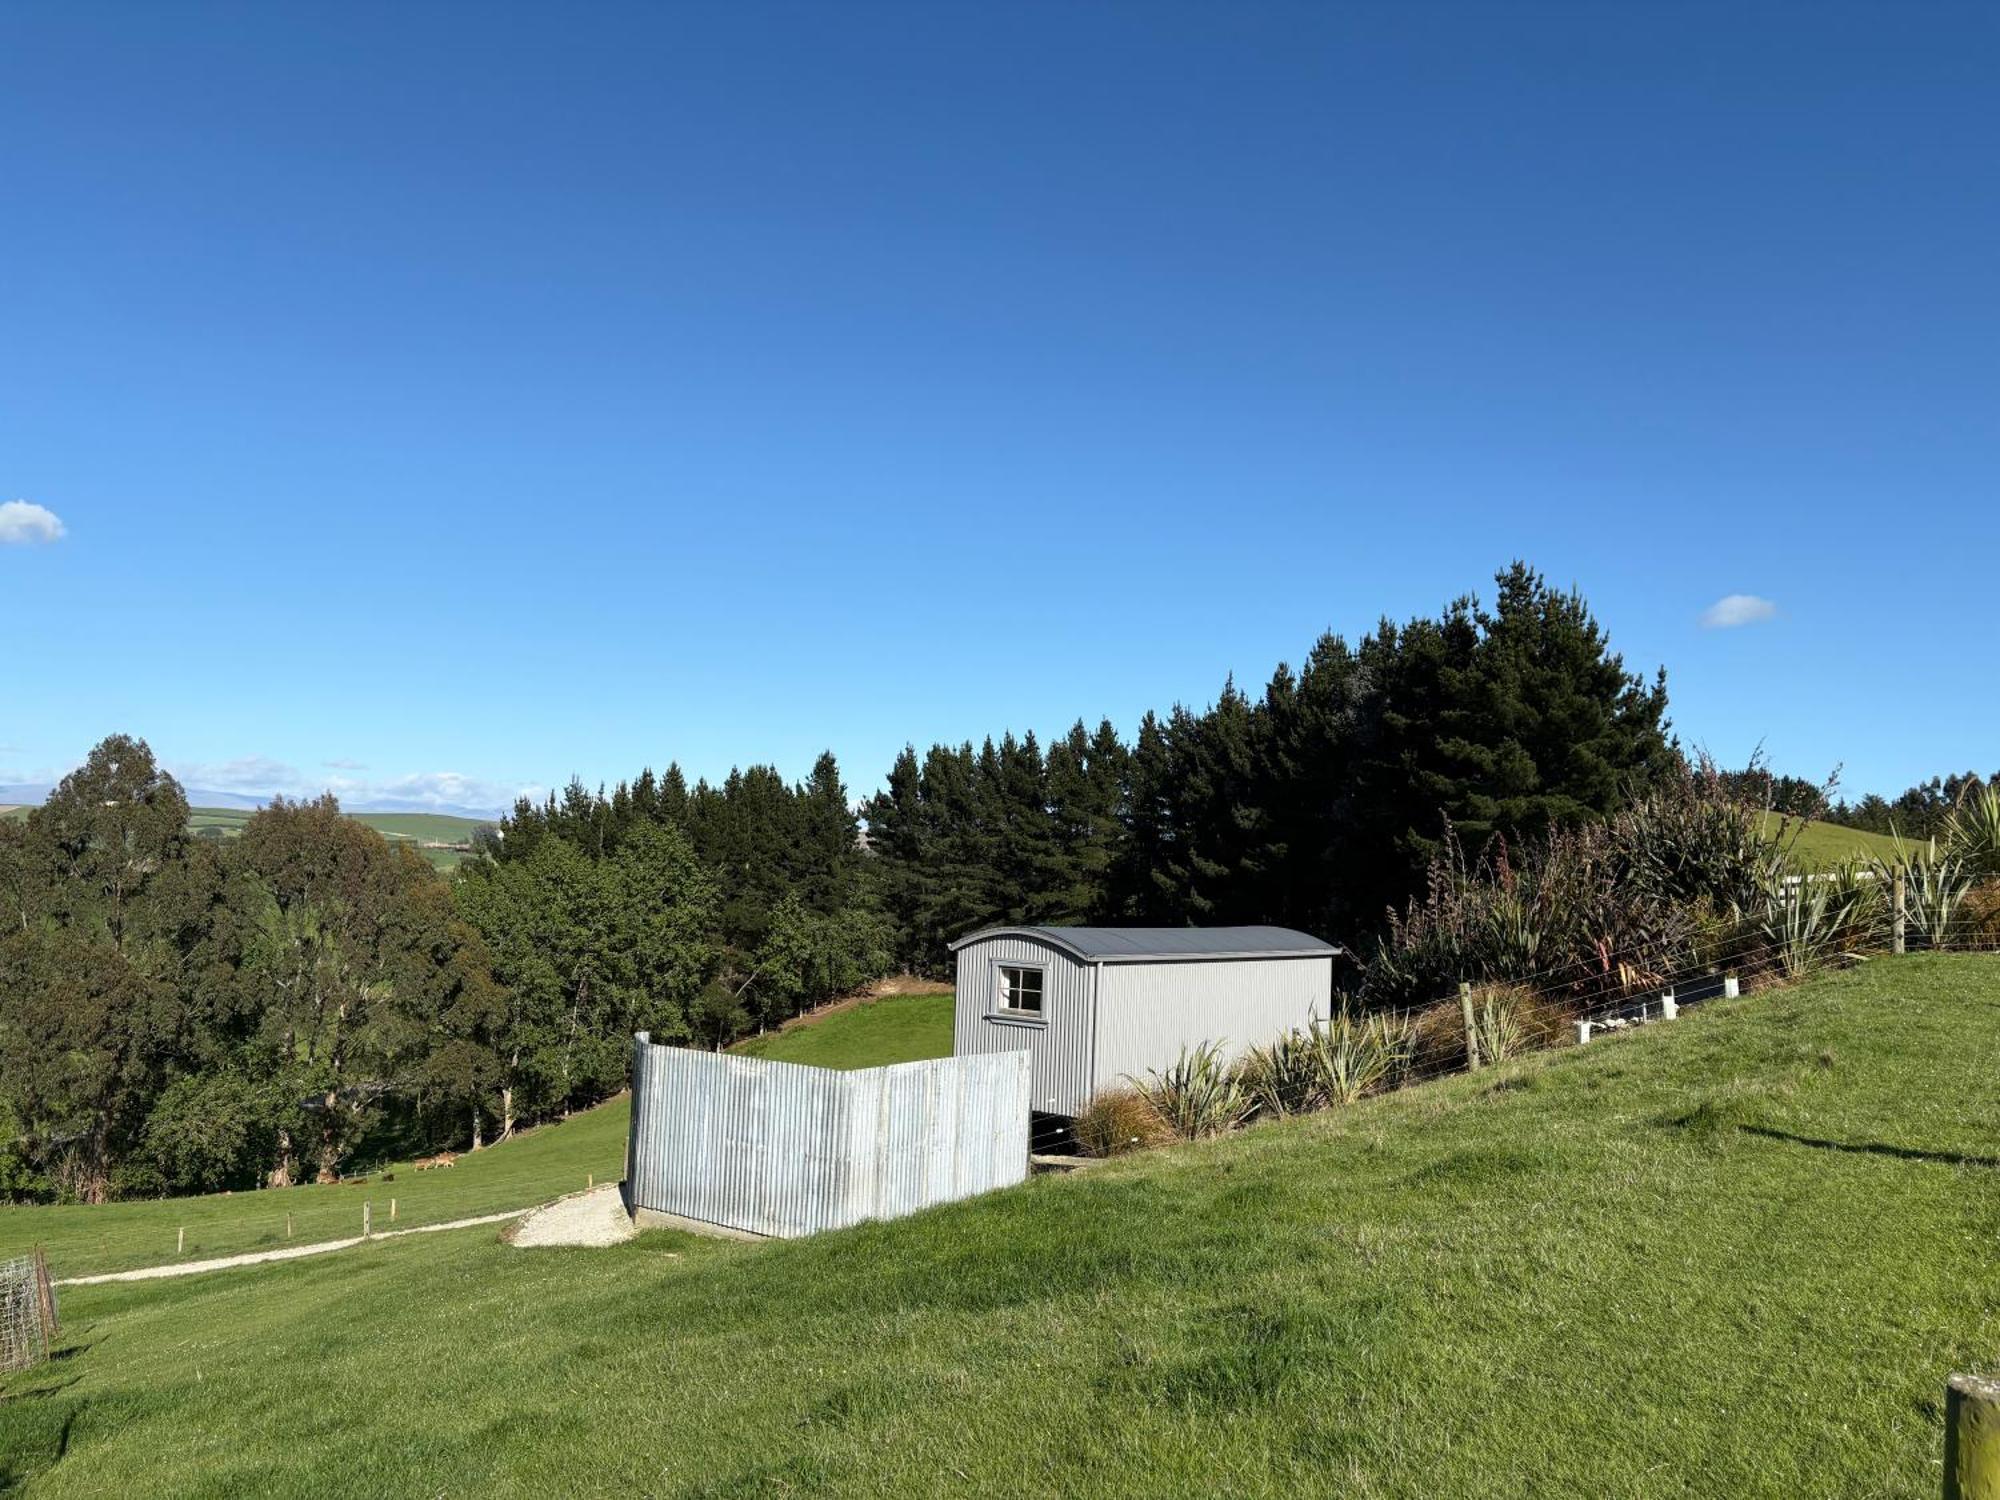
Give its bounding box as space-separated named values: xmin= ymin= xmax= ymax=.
xmin=1072 ymin=1087 xmax=1172 ymax=1157
xmin=1616 ymin=759 xmax=1774 ymax=917
xmin=1367 ymin=820 xmax=1713 ymax=1011
xmin=1137 ymin=1042 xmax=1250 ymax=1141
xmin=140 ymin=1073 xmax=283 ymax=1196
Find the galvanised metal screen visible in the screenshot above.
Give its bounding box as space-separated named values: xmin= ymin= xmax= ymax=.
xmin=625 ymin=1037 xmax=1031 ymax=1239
xmin=0 ymin=1250 xmax=59 ymax=1374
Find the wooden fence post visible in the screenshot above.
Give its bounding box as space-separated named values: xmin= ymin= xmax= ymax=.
xmin=1459 ymin=982 xmax=1481 ymax=1070
xmin=1893 ymin=869 xmax=1908 ymax=955
xmin=1945 ymin=1372 xmax=2000 ymax=1499
xmin=362 ymin=1202 xmax=372 ymax=1239
xmin=33 ymin=1249 xmax=58 ymax=1348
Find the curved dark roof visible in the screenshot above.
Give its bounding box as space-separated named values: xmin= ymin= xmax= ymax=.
xmin=947 ymin=925 xmax=1337 ymax=964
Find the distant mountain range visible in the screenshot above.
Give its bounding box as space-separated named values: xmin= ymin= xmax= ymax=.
xmin=0 ymin=785 xmax=504 ymax=821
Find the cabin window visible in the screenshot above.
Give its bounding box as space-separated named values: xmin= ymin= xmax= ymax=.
xmin=995 ymin=964 xmax=1045 ymax=1017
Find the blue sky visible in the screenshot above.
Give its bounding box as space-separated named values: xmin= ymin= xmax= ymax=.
xmin=3 ymin=2 xmax=1995 ymax=814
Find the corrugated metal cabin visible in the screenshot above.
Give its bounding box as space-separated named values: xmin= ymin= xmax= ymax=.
xmin=948 ymin=926 xmax=1338 ymax=1117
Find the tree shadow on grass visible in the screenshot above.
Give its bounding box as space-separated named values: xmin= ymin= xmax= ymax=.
xmin=1741 ymin=1125 xmax=2000 ymax=1169
xmin=0 ymin=1391 xmax=86 ymax=1497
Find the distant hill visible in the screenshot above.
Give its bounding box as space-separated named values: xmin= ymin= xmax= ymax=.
xmin=3 ymin=801 xmax=492 ymax=872
xmin=184 ymin=807 xmax=492 ymax=870
xmin=0 ymin=784 xmax=503 ymax=820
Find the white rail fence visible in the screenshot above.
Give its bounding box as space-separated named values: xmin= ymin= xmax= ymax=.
xmin=624 ymin=1036 xmax=1030 ymax=1239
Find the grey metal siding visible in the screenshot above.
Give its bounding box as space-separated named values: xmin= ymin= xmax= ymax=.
xmin=1089 ymin=955 xmax=1334 ymax=1095
xmin=952 ymin=934 xmax=1095 ymax=1115
xmin=626 ymin=1037 xmax=1030 ymax=1239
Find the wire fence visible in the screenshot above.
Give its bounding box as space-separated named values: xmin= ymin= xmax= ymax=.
xmin=0 ymin=1250 xmax=59 ymax=1374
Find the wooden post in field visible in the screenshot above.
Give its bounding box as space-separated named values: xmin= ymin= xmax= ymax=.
xmin=588 ymin=1172 xmax=594 ymax=1190
xmin=285 ymin=1213 xmax=292 ymax=1240
xmin=1945 ymin=1372 xmax=2000 ymax=1499
xmin=1459 ymin=982 xmax=1481 ymax=1070
xmin=390 ymin=1198 xmax=397 ymax=1222
xmin=1893 ymin=869 xmax=1908 ymax=955
xmin=177 ymin=1226 xmax=184 ymax=1257
xmin=362 ymin=1202 xmax=372 ymax=1239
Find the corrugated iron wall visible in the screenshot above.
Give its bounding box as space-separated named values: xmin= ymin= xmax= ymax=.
xmin=952 ymin=934 xmax=1096 ymax=1113
xmin=625 ymin=1038 xmax=1031 ymax=1239
xmin=1091 ymin=955 xmax=1334 ymax=1094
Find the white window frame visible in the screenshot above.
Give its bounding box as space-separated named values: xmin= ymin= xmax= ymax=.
xmin=991 ymin=961 xmax=1047 ymax=1022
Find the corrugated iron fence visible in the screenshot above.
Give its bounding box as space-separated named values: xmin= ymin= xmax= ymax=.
xmin=625 ymin=1036 xmax=1031 ymax=1239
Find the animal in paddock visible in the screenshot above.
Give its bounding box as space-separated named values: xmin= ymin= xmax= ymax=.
xmin=413 ymin=1152 xmax=459 ymax=1171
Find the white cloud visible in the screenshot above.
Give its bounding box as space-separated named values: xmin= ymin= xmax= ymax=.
xmin=171 ymin=755 xmax=539 ymax=816
xmin=1699 ymin=594 xmax=1778 ymax=629
xmin=180 ymin=755 xmax=301 ymax=793
xmin=0 ymin=500 xmax=66 ymax=545
xmin=323 ymin=757 xmax=368 ymax=771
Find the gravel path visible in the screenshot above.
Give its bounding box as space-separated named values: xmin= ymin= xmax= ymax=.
xmin=505 ymin=1184 xmax=636 ymax=1248
xmin=56 ymin=1206 xmax=538 ymax=1287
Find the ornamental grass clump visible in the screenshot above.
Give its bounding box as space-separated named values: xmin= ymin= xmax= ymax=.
xmin=1895 ymin=853 xmax=1973 ymax=949
xmin=1755 ymin=861 xmax=1880 ymax=979
xmin=1309 ymin=1007 xmax=1390 ymax=1106
xmin=1943 ymin=787 xmax=2000 ymax=879
xmin=1138 ymin=1041 xmax=1250 ymax=1141
xmin=1470 ymin=988 xmax=1527 ymax=1065
xmin=1239 ymin=1030 xmax=1321 ymax=1119
xmin=1072 ymin=1087 xmax=1172 ymax=1158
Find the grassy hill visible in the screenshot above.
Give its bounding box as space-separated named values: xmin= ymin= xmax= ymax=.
xmin=189 ymin=806 xmax=490 ymax=869
xmin=5 ymin=954 xmax=1998 ymax=1496
xmin=732 ymin=988 xmax=953 ymax=1070
xmin=1765 ymin=813 xmax=1915 ymax=867
xmin=0 ymin=803 xmax=492 ymax=870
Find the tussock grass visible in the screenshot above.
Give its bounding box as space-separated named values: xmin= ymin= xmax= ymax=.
xmin=5 ymin=956 xmax=1999 ymax=1497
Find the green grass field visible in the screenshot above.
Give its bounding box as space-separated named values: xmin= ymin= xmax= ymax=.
xmin=732 ymin=989 xmax=953 ymax=1070
xmin=0 ymin=1097 xmax=630 ymax=1280
xmin=177 ymin=806 xmax=486 ymax=869
xmin=5 ymin=954 xmax=1997 ymax=1496
xmin=1765 ymin=813 xmax=1917 ymax=867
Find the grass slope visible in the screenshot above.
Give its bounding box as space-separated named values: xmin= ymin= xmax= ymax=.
xmin=732 ymin=990 xmax=954 ymax=1070
xmin=1766 ymin=813 xmax=1915 ymax=867
xmin=5 ymin=955 xmax=1998 ymax=1496
xmin=0 ymin=1097 xmax=629 ymax=1280
xmin=184 ymin=807 xmax=489 ymax=870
